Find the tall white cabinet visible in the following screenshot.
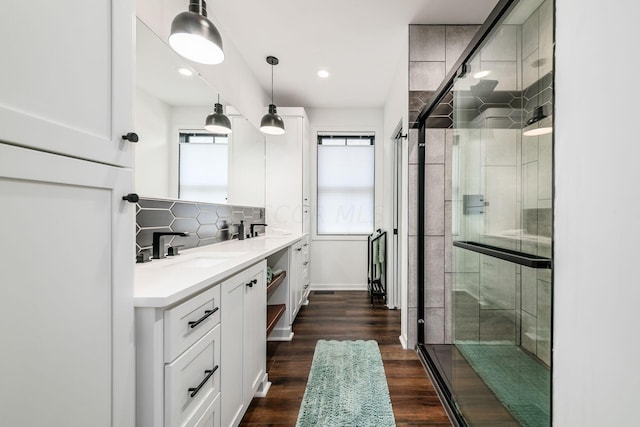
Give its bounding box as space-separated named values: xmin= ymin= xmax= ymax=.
xmin=0 ymin=1 xmax=136 ymax=426
xmin=264 ymin=108 xmax=312 ymax=341
xmin=265 ymin=108 xmax=311 ymax=235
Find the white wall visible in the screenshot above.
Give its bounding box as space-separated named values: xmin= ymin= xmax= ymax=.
xmin=383 ymin=42 xmax=409 ymax=343
xmin=555 ymin=0 xmax=640 ymax=424
xmin=307 ymin=108 xmax=384 ymax=290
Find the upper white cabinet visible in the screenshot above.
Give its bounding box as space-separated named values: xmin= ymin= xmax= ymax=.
xmin=0 ymin=0 xmax=134 ymax=167
xmin=265 ymin=108 xmax=311 ymax=234
xmin=0 ymin=143 xmax=135 ymax=427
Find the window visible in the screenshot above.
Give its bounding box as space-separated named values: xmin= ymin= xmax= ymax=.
xmin=178 ymin=131 xmax=228 ymax=203
xmin=317 ymin=134 xmax=375 ymax=235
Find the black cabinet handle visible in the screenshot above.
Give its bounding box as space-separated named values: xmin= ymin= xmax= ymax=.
xmin=188 ymin=365 xmax=219 ymax=398
xmin=296 ymin=248 xmax=302 ymax=252
xmin=121 ymin=132 xmax=139 ymax=143
xmin=303 ymin=262 xmax=309 ymax=266
xmin=188 ymin=307 xmax=219 ymax=329
xmin=122 ymin=193 xmax=139 ymax=203
xmin=246 ymin=279 xmax=257 ymax=288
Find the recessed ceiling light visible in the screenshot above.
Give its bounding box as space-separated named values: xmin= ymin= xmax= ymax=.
xmin=473 ymin=70 xmax=491 ymax=79
xmin=177 ymin=67 xmax=194 ymax=77
xmin=317 ymin=69 xmax=330 ymax=78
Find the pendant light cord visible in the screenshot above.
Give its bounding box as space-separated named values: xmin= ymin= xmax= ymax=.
xmin=271 ymin=63 xmax=274 ymax=104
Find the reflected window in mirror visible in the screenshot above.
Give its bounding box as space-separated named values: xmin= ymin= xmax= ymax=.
xmin=178 ymin=131 xmax=229 ymax=203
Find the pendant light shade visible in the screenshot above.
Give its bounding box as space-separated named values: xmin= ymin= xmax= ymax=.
xmin=205 ymin=97 xmax=232 ymax=134
xmin=169 ymin=0 xmax=224 ymax=65
xmin=260 ymin=56 xmax=285 ymax=135
xmin=261 ymin=104 xmax=285 ymax=135
xmin=523 ymin=106 xmax=553 ymax=136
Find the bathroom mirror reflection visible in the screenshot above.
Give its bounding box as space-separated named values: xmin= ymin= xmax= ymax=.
xmin=134 ymin=18 xmax=266 ymax=207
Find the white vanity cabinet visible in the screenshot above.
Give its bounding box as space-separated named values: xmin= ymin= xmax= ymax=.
xmin=289 ymin=236 xmax=311 ymax=323
xmin=136 ymin=260 xmax=268 ymax=427
xmin=302 ymin=236 xmax=311 ymax=303
xmin=266 ymin=237 xmax=310 ymax=341
xmin=220 ymin=260 xmax=268 ymax=427
xmin=136 ymin=285 xmax=223 ymax=427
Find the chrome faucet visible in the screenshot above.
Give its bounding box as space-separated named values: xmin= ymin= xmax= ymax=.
xmin=152 ymin=232 xmax=188 ymax=259
xmin=250 ymin=223 xmax=268 ymax=237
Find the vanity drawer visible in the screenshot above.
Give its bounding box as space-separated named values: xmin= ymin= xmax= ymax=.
xmin=192 ymin=391 xmax=220 ymax=427
xmin=165 ymin=324 xmax=221 ymax=427
xmin=164 ymin=285 xmax=221 ymax=362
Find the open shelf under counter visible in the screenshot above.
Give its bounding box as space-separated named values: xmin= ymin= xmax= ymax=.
xmin=266 ymin=304 xmax=286 ymax=336
xmin=266 ymin=271 xmax=286 ymax=296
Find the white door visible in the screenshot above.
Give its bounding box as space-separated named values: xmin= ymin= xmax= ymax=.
xmin=0 ymin=0 xmax=134 ymax=167
xmin=243 ymin=263 xmax=266 ymax=405
xmin=220 ymin=276 xmax=245 ymax=427
xmin=289 ymin=244 xmax=303 ymax=323
xmin=0 ymin=143 xmax=135 ymax=427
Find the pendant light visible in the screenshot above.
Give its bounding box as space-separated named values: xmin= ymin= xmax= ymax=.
xmin=204 ymin=95 xmax=232 ymax=134
xmin=260 ymin=56 xmax=285 ymax=135
xmin=169 ymin=0 xmax=224 ymax=65
xmin=523 ymin=106 xmax=553 ymax=136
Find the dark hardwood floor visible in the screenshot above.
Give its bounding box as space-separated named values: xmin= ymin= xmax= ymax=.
xmin=240 ymin=291 xmax=452 ymax=426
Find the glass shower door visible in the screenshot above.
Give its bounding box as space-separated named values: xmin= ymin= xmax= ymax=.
xmin=449 ymin=0 xmax=554 ymax=425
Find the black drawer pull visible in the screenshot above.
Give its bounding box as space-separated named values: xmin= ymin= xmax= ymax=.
xmin=246 ymin=279 xmax=257 ymax=288
xmin=188 ymin=365 xmax=219 ymax=398
xmin=188 ymin=307 xmax=219 ymax=329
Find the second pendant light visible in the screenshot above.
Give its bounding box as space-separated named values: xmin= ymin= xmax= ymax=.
xmin=260 ymin=56 xmax=285 ymax=135
xmin=205 ymin=95 xmax=232 ymax=134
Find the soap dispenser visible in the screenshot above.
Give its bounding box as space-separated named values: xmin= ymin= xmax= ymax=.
xmin=238 ymin=220 xmax=245 ymax=240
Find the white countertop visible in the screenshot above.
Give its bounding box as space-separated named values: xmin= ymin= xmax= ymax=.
xmin=134 ymin=233 xmax=304 ymax=308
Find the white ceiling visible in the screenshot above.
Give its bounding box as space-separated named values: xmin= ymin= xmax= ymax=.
xmin=207 ymin=0 xmax=499 ymax=109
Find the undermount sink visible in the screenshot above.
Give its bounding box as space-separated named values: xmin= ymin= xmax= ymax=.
xmin=164 ymin=251 xmax=248 ymax=269
xmin=165 ymin=257 xmax=229 ymax=269
xmin=196 ymin=251 xmax=248 ymax=258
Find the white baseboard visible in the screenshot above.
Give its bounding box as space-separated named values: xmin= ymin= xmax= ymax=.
xmin=399 ymin=334 xmax=408 ymax=350
xmin=310 ymin=283 xmax=368 ymax=291
xmin=267 ymin=327 xmax=294 ymax=341
xmin=255 ymin=373 xmax=271 ymax=397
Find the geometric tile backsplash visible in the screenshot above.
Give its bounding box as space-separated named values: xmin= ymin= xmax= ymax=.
xmin=136 ymin=197 xmax=265 ymax=257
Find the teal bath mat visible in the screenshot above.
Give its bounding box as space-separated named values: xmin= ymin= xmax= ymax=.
xmin=296 ymin=340 xmax=395 ymax=427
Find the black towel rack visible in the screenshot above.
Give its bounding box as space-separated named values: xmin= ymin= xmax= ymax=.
xmin=368 ymin=229 xmax=387 ymax=306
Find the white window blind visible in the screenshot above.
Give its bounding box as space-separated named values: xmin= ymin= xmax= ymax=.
xmin=179 ymin=132 xmax=228 ymax=203
xmin=317 ymin=134 xmax=374 ymax=235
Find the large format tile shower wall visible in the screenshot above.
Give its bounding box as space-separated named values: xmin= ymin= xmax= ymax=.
xmin=408 ymin=25 xmax=479 ymax=347
xmin=135 ymin=197 xmax=265 ymax=257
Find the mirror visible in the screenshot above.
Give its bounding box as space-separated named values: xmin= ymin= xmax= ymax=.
xmin=134 ymin=18 xmax=266 ymax=207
